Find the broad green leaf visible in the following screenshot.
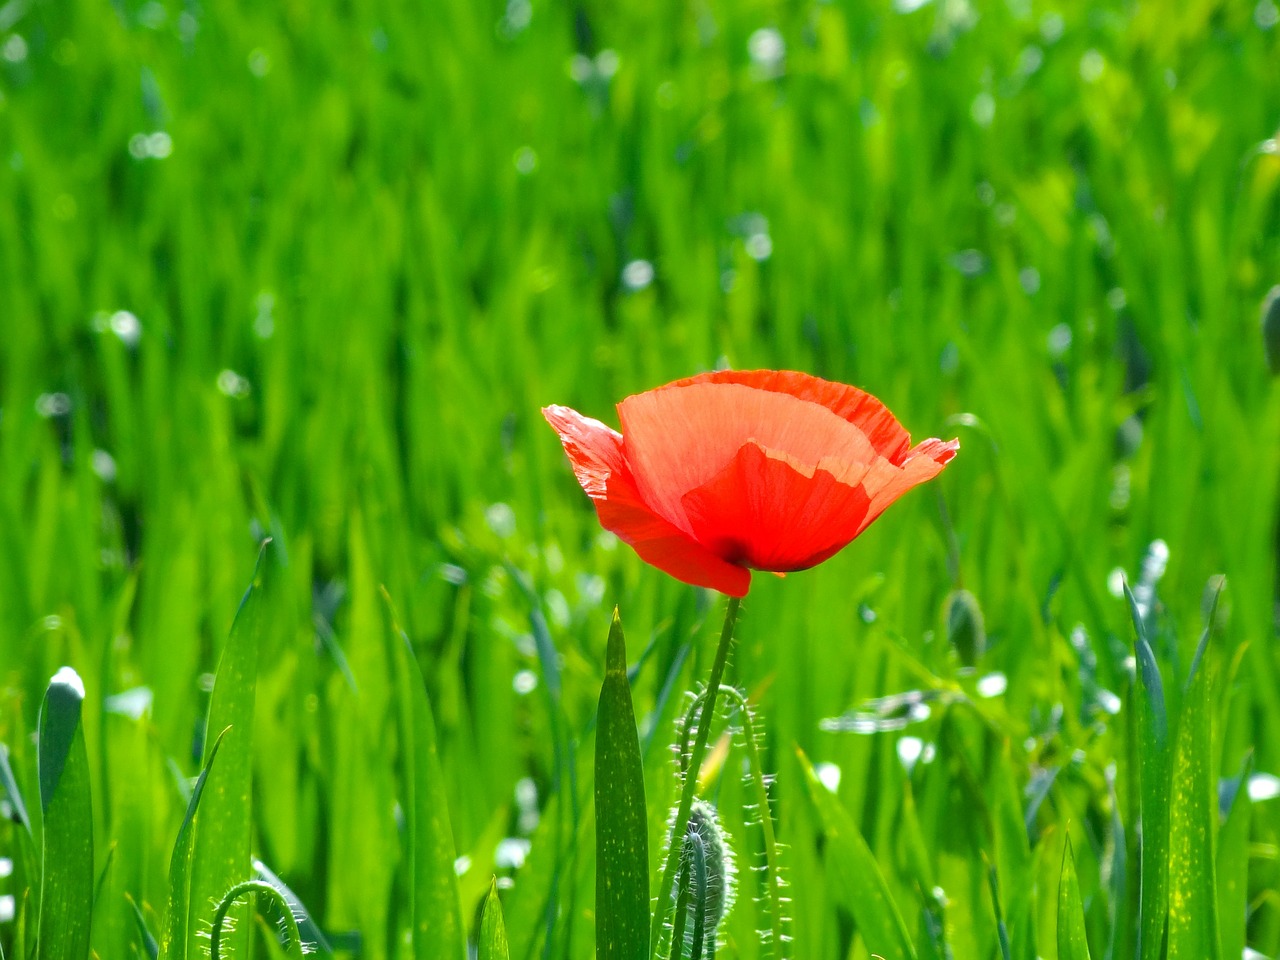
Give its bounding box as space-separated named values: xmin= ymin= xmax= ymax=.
xmin=384 ymin=589 xmax=466 ymax=960
xmin=797 ymin=748 xmax=917 ymax=960
xmin=594 ymin=609 xmax=649 ymax=960
xmin=36 ymin=666 xmax=94 ymax=960
xmin=161 ymin=726 xmax=230 ymax=959
xmin=1124 ymin=581 xmax=1171 ymax=960
xmin=480 ymin=880 xmax=512 ymax=960
xmin=1057 ymin=838 xmax=1091 ymax=960
xmin=186 ymin=543 xmax=269 ymax=959
xmin=1166 ymin=629 xmax=1220 ymax=959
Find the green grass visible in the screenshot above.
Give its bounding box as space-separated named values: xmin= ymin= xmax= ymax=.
xmin=1 ymin=0 xmax=1279 ymax=956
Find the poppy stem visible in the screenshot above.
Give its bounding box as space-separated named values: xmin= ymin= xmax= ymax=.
xmin=650 ymin=593 xmax=742 ymax=960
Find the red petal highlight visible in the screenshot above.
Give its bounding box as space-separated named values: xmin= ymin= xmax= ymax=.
xmin=652 ymin=369 xmax=916 ymax=463
xmin=542 ymin=405 xmax=751 ymax=596
xmin=618 ymin=381 xmax=881 ymax=533
xmin=680 ymin=441 xmax=873 ymax=572
xmin=856 ymin=437 xmax=961 ymax=535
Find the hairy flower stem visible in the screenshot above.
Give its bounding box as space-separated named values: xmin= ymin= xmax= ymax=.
xmin=650 ymin=594 xmax=741 ymax=960
xmin=210 ymin=880 xmax=306 ymax=959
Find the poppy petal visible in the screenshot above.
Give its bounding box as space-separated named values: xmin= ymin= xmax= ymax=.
xmin=542 ymin=405 xmax=751 ymax=596
xmin=653 ymin=369 xmax=916 ymax=463
xmin=680 ymin=441 xmax=873 ymax=572
xmin=618 ymin=380 xmax=881 ymax=533
xmin=856 ymin=437 xmax=960 ymax=535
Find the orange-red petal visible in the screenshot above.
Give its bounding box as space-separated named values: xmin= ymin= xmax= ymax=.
xmin=649 ymin=369 xmax=917 ymax=462
xmin=617 ymin=379 xmax=882 ymax=532
xmin=542 ymin=405 xmax=751 ymax=596
xmin=680 ymin=441 xmax=873 ymax=572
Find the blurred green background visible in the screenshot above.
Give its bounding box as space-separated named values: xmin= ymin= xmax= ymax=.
xmin=2 ymin=0 xmax=1280 ymax=956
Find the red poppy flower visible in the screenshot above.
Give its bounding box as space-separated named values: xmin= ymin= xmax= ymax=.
xmin=543 ymin=370 xmax=959 ymax=597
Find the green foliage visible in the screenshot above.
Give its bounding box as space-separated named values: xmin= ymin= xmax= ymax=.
xmin=595 ymin=610 xmax=650 ymax=960
xmin=36 ymin=668 xmax=93 ymax=960
xmin=480 ymin=881 xmax=512 ymax=960
xmin=0 ymin=0 xmax=1278 ymax=957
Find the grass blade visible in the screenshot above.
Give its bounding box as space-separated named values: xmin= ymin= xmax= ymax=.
xmin=127 ymin=893 xmax=161 ymax=960
xmin=383 ymin=588 xmax=467 ymax=960
xmin=595 ymin=609 xmax=650 ymax=960
xmin=0 ymin=742 xmax=32 ymax=836
xmin=186 ymin=542 xmax=269 ymax=959
xmin=161 ymin=726 xmax=230 ymax=959
xmin=797 ymin=747 xmax=917 ymax=960
xmin=480 ymin=880 xmax=512 ymax=960
xmin=1165 ymin=630 xmax=1220 ymax=959
xmin=1216 ymin=757 xmax=1251 ymax=960
xmin=1124 ymin=581 xmax=1171 ymax=960
xmin=1057 ymin=838 xmax=1091 ymax=960
xmin=36 ymin=666 xmax=94 ymax=960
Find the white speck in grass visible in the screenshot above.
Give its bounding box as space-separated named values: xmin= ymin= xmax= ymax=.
xmin=513 ymin=669 xmax=538 ymax=695
xmin=515 ymin=776 xmax=538 ymax=810
xmin=596 ymin=530 xmax=618 ymax=551
xmin=1107 ymin=567 xmax=1127 ymax=598
xmin=745 ymin=232 xmax=773 ymax=262
xmin=1017 ymin=45 xmax=1044 ymax=75
xmin=1106 ymin=287 xmax=1127 ymax=311
xmin=0 ymin=858 xmax=11 ymax=878
xmin=1164 ymin=69 xmax=1178 ymax=90
xmin=1019 ymin=266 xmax=1041 ymax=294
xmin=495 ymin=837 xmax=532 ymax=869
xmin=247 ymin=48 xmax=271 ymax=77
xmin=1111 ymin=463 xmax=1131 ymax=512
xmin=0 ymin=894 xmax=13 ymax=923
xmin=1249 ymin=773 xmax=1280 ymax=800
xmin=111 ymin=309 xmax=142 ymax=346
xmin=814 ymin=762 xmax=841 ymax=792
xmin=908 ymin=701 xmax=932 ymax=723
xmin=453 ymin=855 xmax=472 ymax=876
xmin=748 ymin=28 xmax=785 ymax=78
xmin=35 ymin=392 xmax=71 ymax=418
xmin=1257 ymin=0 xmax=1279 ymax=28
xmin=178 ymin=11 xmax=198 ymax=39
xmin=1039 ymin=11 xmax=1065 ymax=43
xmin=254 ymin=290 xmax=275 ymax=338
xmin=91 ymin=449 xmax=117 ymax=483
xmin=439 ymin=563 xmax=467 ymax=585
xmin=546 ymin=588 xmax=570 ymax=628
xmin=970 ymin=91 xmax=995 ymax=127
xmin=977 ymin=673 xmax=1007 ymax=698
xmin=897 ymin=737 xmax=923 ymax=771
xmin=51 ymin=666 xmax=85 ymax=699
xmin=1079 ymin=49 xmax=1105 ymax=83
xmin=1072 ymin=748 xmax=1087 ymax=765
xmin=720 ymin=269 xmax=737 ymax=293
xmin=1047 ymin=323 xmax=1072 ymax=357
xmin=486 ymin=502 xmax=517 ymax=538
xmin=951 ymin=249 xmax=987 ymax=277
xmin=621 ymin=258 xmax=654 ymax=291
xmin=595 ymin=48 xmax=619 ymax=79
xmin=138 ymin=1 xmax=167 ymax=28
xmin=577 ymin=573 xmax=604 ymax=605
xmin=146 ymin=131 xmax=172 ymax=158
xmin=893 ymin=0 xmax=933 ymax=12
xmin=513 ymin=145 xmax=537 ymax=175
xmin=995 ymin=202 xmax=1017 ymax=226
xmin=502 ymin=0 xmax=532 ymax=33
xmin=568 ymin=53 xmax=593 ymax=83
xmin=105 ymin=686 xmax=153 ymax=719
xmin=1097 ymin=689 xmax=1122 ymax=715
xmin=42 ymin=615 xmax=63 ymax=631
xmin=197 ymin=672 xmax=216 ymax=693
xmin=2 ymin=34 xmax=27 ymax=63
xmin=216 ymin=369 xmax=251 ymax=398
xmin=129 ymin=134 xmax=150 ymax=159
xmin=975 ymin=181 xmax=996 ymax=206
